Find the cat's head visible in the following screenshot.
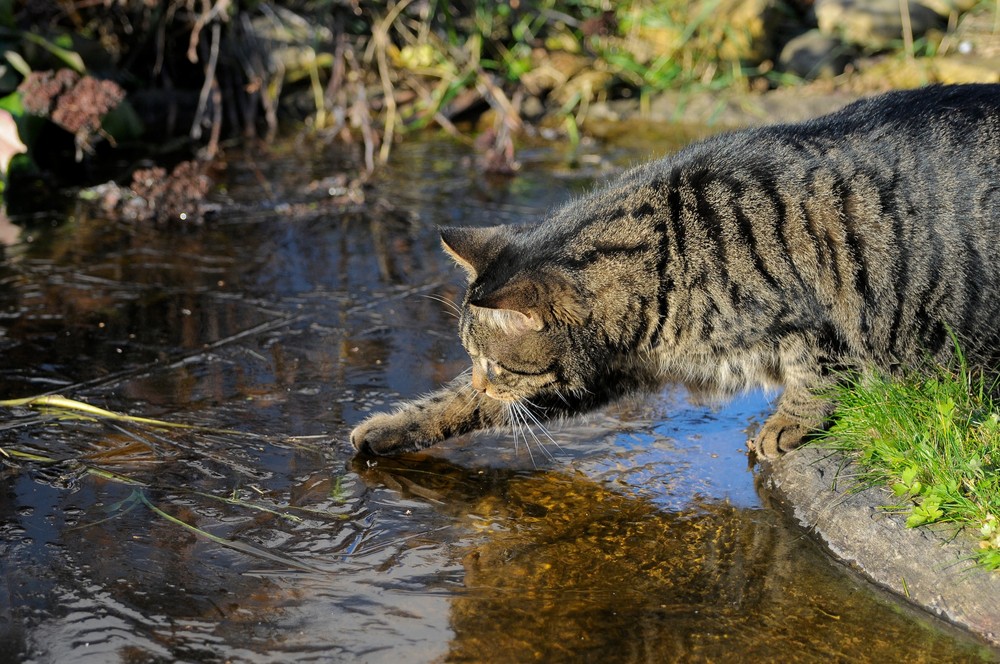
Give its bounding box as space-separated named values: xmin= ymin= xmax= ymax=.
xmin=440 ymin=225 xmax=592 ymax=402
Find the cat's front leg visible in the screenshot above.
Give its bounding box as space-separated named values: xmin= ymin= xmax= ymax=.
xmin=752 ymin=336 xmax=836 ymax=458
xmin=752 ymin=386 xmax=834 ymax=458
xmin=351 ymin=376 xmax=506 ymax=455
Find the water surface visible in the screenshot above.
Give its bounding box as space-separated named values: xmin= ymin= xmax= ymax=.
xmin=0 ymin=133 xmax=995 ymax=662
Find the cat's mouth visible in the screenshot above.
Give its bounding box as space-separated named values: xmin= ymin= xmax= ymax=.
xmin=480 ymin=385 xmax=518 ymax=402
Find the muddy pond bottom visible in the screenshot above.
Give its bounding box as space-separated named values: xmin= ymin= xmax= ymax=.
xmin=0 ymin=135 xmax=995 ymax=662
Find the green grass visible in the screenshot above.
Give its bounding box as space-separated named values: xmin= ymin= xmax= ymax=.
xmin=817 ymin=359 xmax=1000 ymax=569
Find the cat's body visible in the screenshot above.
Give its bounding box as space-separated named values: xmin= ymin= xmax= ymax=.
xmin=351 ymin=83 xmax=1000 ymax=459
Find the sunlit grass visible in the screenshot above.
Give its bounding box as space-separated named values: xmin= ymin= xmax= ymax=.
xmin=817 ymin=357 xmax=1000 ymax=569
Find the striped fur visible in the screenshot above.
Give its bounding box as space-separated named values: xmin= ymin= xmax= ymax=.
xmin=351 ymin=84 xmax=1000 ymax=459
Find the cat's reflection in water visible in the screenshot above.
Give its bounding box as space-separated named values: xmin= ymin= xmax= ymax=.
xmin=351 ymin=454 xmax=974 ymax=662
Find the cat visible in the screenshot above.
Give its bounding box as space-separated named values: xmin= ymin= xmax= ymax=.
xmin=351 ymin=83 xmax=1000 ymax=459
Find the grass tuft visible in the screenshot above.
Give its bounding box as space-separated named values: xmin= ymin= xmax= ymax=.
xmin=817 ymin=359 xmax=1000 ymax=569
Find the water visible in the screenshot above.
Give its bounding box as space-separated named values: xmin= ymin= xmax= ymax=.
xmin=0 ymin=132 xmax=995 ymax=662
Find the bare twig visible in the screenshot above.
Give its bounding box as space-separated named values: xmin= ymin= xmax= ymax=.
xmin=341 ymin=43 xmax=377 ymax=173
xmin=208 ymin=73 xmax=222 ymax=156
xmin=355 ymin=78 xmax=376 ymax=173
xmin=191 ymin=20 xmax=222 ymax=143
xmin=187 ymin=0 xmax=231 ymax=63
xmin=367 ymin=0 xmax=416 ymax=164
xmin=899 ymin=0 xmax=914 ymax=60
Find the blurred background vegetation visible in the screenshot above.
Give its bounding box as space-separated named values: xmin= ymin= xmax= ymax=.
xmin=0 ymin=0 xmax=995 ymax=212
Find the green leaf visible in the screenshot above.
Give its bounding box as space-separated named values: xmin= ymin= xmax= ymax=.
xmin=3 ymin=50 xmax=30 ymax=78
xmin=101 ymin=99 xmax=144 ymax=142
xmin=906 ymin=512 xmax=928 ymax=528
xmin=0 ymin=90 xmax=20 ymax=116
xmin=0 ymin=0 xmax=13 ymax=28
xmin=22 ymin=32 xmax=85 ymax=73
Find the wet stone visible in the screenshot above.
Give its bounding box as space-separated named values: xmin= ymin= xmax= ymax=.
xmin=761 ymin=445 xmax=1000 ymax=647
xmin=778 ymin=29 xmax=855 ymax=79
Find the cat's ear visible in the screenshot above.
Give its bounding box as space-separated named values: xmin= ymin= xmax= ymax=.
xmin=471 ymin=280 xmax=544 ymax=334
xmin=470 ymin=301 xmax=543 ymax=334
xmin=440 ymin=226 xmax=508 ymax=280
xmin=471 ymin=272 xmax=588 ymax=333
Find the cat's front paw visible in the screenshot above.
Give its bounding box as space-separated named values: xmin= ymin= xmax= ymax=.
xmin=751 ymin=413 xmax=810 ymax=459
xmin=350 ymin=411 xmax=434 ymax=456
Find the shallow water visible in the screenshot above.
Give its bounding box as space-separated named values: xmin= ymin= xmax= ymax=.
xmin=0 ymin=133 xmax=996 ymax=663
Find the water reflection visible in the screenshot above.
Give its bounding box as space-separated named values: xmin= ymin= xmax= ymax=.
xmin=355 ymin=454 xmax=991 ymax=662
xmin=0 ymin=134 xmax=995 ymax=661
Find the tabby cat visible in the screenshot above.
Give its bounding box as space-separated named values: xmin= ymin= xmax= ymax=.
xmin=351 ymin=84 xmax=1000 ymax=459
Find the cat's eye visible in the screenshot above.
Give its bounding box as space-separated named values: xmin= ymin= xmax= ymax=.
xmin=477 ymin=358 xmax=501 ymax=381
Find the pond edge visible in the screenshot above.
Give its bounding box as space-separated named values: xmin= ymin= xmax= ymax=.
xmin=759 ymin=446 xmax=1000 ymax=649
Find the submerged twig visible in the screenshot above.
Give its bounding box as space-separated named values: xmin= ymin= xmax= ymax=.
xmin=0 ymin=394 xmax=243 ymax=435
xmin=32 ymin=313 xmax=301 ymax=398
xmin=136 ymin=490 xmax=327 ymax=573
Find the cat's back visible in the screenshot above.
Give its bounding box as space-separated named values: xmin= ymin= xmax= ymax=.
xmin=658 ymin=83 xmax=999 ymax=184
xmin=543 ymin=84 xmax=999 ymax=244
xmin=784 ymin=82 xmax=1000 ymax=141
xmin=538 ymin=84 xmax=1000 ymax=367
xmin=671 ymin=84 xmax=1000 ymax=364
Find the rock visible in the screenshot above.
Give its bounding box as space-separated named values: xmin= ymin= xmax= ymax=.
xmin=778 ymin=29 xmax=855 ymax=78
xmin=760 ymin=446 xmax=1000 ymax=647
xmin=948 ymin=5 xmax=1000 ymax=59
xmin=706 ymin=0 xmax=784 ymax=63
xmin=630 ymin=87 xmax=859 ymax=127
xmin=815 ymin=0 xmax=945 ymax=50
xmin=851 ymin=56 xmax=937 ymax=88
xmin=520 ymin=94 xmax=546 ymax=121
xmin=918 ymin=0 xmax=980 ymax=17
xmin=552 ymin=69 xmax=614 ymax=106
xmin=625 ymin=0 xmax=784 ymax=66
xmin=932 ymin=55 xmax=1000 ymax=83
xmin=521 ymin=50 xmax=590 ymax=97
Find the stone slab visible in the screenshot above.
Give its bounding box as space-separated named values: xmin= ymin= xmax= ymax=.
xmin=760 ymin=446 xmax=1000 ymax=647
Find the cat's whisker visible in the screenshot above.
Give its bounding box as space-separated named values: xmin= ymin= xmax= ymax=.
xmin=458 ymin=383 xmax=480 ymax=414
xmin=510 ymin=401 xmax=538 ymax=469
xmin=517 ymin=396 xmax=564 ymax=451
xmin=524 ymin=428 xmax=555 ymax=463
xmin=504 ymin=402 xmax=526 ymax=461
xmin=516 ymin=407 xmax=532 ymax=463
xmin=452 ymin=368 xmax=481 ymax=414
xmin=550 ymin=388 xmax=572 ymax=407
xmin=421 ymin=293 xmax=463 ymax=319
xmin=519 ymin=425 xmax=538 ymax=469
xmin=517 ymin=401 xmax=563 ymax=453
xmin=510 ymin=400 xmax=555 ymax=463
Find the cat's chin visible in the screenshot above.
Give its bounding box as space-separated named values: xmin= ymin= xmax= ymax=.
xmin=482 ymin=387 xmax=520 ymax=402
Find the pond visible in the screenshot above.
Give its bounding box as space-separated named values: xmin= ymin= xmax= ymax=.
xmin=0 ymin=130 xmax=996 ymax=662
